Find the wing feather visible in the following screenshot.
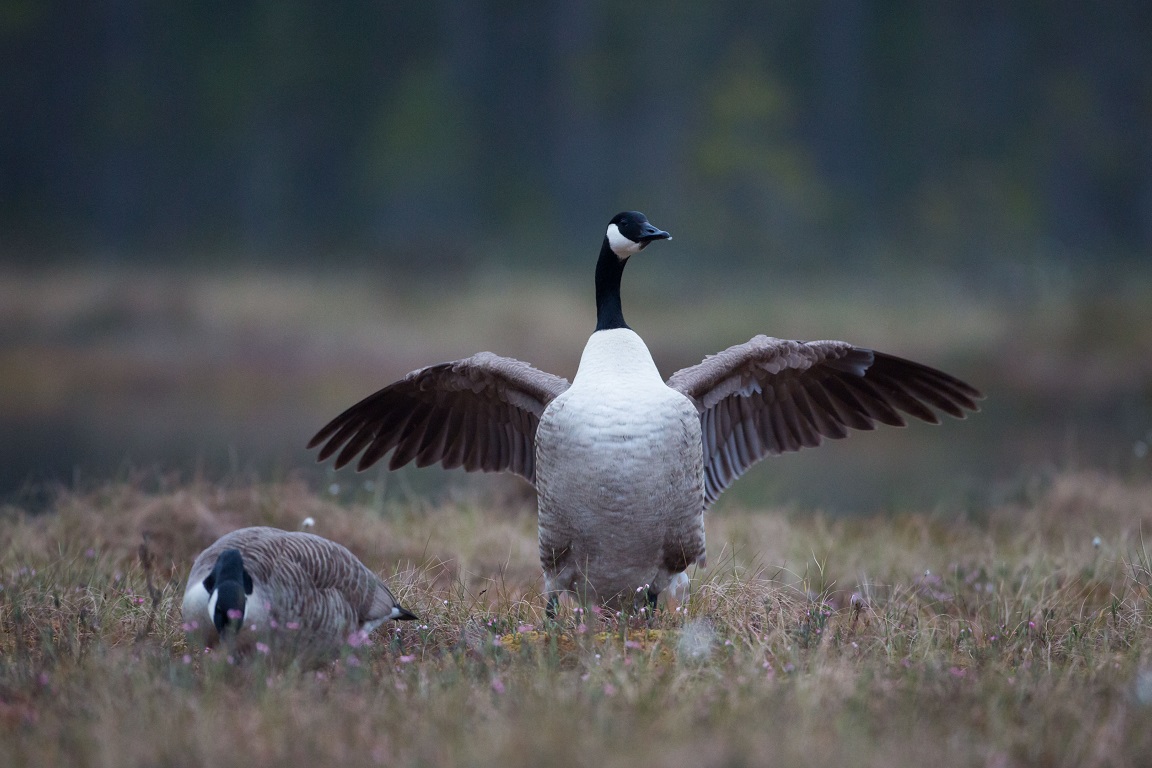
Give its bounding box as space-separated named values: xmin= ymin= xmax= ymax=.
xmin=309 ymin=352 xmax=569 ymax=485
xmin=438 ymin=408 xmax=469 ymax=470
xmin=387 ymin=402 xmax=433 ymax=470
xmin=667 ymin=336 xmax=982 ymax=506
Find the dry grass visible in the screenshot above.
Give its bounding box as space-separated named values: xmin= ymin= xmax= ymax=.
xmin=3 ymin=470 xmax=1152 ymax=767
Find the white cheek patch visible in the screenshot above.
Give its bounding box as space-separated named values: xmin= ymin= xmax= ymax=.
xmin=206 ymin=589 xmax=218 ymax=622
xmin=184 ymin=581 xmax=210 ymax=624
xmin=606 ymin=223 xmax=642 ymax=258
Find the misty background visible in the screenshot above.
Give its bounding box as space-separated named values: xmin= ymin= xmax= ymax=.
xmin=2 ymin=2 xmax=1150 ymax=512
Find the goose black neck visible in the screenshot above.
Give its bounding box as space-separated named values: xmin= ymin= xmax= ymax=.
xmin=595 ymin=239 xmax=629 ymax=331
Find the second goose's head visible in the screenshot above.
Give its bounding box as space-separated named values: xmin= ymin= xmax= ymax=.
xmin=605 ymin=211 xmax=671 ymax=259
xmin=204 ymin=549 xmax=254 ymax=637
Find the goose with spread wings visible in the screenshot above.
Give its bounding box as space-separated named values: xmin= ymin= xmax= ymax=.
xmin=309 ymin=211 xmax=981 ymax=615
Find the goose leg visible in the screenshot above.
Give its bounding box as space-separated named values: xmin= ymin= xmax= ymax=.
xmin=546 ymin=592 xmax=560 ymax=621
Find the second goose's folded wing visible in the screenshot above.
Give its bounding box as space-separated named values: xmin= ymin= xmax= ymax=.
xmin=665 ymin=336 xmax=983 ymax=507
xmin=308 ymin=352 xmax=570 ymax=485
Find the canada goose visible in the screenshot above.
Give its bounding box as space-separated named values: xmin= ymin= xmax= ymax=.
xmin=182 ymin=526 xmax=416 ymax=658
xmin=309 ymin=211 xmax=981 ymax=615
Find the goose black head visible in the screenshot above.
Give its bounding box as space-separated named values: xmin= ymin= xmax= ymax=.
xmin=203 ymin=548 xmax=254 ymax=636
xmin=605 ymin=211 xmax=671 ymax=259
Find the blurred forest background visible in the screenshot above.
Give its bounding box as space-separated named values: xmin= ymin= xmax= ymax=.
xmin=2 ymin=1 xmax=1150 ymax=511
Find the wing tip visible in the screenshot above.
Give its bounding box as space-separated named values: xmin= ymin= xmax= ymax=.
xmin=307 ymin=425 xmax=336 ymax=451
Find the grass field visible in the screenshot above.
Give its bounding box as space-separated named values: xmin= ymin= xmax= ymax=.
xmin=3 ymin=469 xmax=1152 ymax=767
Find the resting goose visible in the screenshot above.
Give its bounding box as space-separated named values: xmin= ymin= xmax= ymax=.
xmin=182 ymin=526 xmax=416 ymax=659
xmin=309 ymin=211 xmax=981 ymax=614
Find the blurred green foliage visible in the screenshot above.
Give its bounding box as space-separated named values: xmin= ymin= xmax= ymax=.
xmin=2 ymin=1 xmax=1149 ymax=269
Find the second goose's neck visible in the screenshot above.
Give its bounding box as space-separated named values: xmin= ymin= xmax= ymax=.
xmin=595 ymin=239 xmax=629 ymax=331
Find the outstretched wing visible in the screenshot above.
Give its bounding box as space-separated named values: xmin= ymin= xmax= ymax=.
xmin=308 ymin=352 xmax=570 ymax=485
xmin=665 ymin=336 xmax=982 ymax=506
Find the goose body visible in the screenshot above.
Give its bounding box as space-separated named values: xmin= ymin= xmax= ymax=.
xmin=182 ymin=526 xmax=415 ymax=658
xmin=309 ymin=211 xmax=982 ymax=613
xmin=536 ymin=328 xmax=704 ymax=605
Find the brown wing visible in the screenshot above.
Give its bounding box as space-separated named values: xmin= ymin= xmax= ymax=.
xmin=308 ymin=352 xmax=570 ymax=485
xmin=665 ymin=336 xmax=983 ymax=506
